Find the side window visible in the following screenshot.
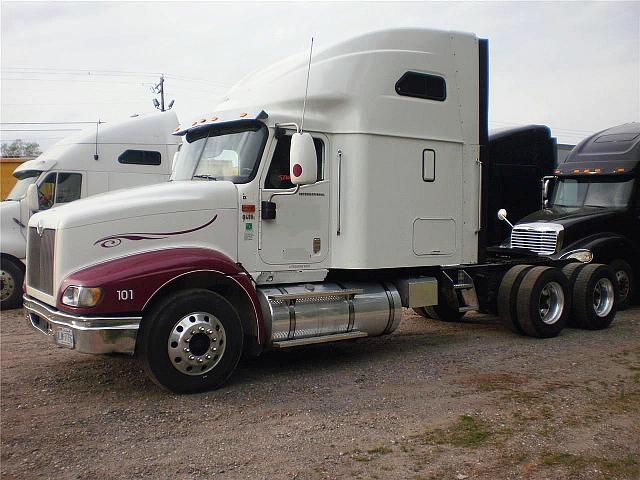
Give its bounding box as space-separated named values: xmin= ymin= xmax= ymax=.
xmin=118 ymin=149 xmax=162 ymax=166
xmin=38 ymin=173 xmax=57 ymax=210
xmin=264 ymin=136 xmax=324 ymax=189
xmin=423 ymin=149 xmax=435 ymax=182
xmin=55 ymin=173 xmax=82 ymax=204
xmin=396 ymin=72 xmax=446 ymax=101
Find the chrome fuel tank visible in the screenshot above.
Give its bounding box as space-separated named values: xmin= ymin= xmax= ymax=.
xmin=257 ymin=282 xmax=402 ymax=343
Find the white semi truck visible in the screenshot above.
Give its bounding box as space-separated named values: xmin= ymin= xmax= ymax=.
xmin=1 ymin=112 xmax=179 ymax=308
xmin=24 ymin=29 xmax=619 ymax=393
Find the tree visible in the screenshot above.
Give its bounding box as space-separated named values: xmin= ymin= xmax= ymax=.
xmin=1 ymin=139 xmax=41 ymax=157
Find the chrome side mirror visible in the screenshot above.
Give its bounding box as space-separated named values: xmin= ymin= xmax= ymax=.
xmin=497 ymin=208 xmax=514 ymax=228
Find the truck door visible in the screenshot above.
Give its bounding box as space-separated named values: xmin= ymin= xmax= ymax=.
xmin=259 ymin=134 xmax=329 ymax=265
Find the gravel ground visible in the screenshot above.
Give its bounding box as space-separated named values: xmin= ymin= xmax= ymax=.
xmin=1 ymin=306 xmax=639 ymax=480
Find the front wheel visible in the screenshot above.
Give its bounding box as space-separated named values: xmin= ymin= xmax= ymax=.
xmin=138 ymin=289 xmax=244 ymax=393
xmin=516 ymin=266 xmax=570 ymax=338
xmin=0 ymin=257 xmax=24 ymax=310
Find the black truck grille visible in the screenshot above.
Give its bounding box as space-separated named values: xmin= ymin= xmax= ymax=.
xmin=27 ymin=227 xmax=55 ymax=295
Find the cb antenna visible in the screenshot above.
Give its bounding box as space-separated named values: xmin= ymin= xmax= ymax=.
xmin=301 ymin=37 xmax=314 ymax=132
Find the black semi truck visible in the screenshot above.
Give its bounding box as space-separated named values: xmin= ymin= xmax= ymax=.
xmin=506 ymin=122 xmax=640 ymax=308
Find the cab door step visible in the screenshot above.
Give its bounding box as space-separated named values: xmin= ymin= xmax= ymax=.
xmin=268 ymin=288 xmax=363 ymax=302
xmin=442 ymin=270 xmax=480 ymax=312
xmin=271 ymin=331 xmax=368 ymax=349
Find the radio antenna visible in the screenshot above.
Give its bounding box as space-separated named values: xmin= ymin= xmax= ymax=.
xmin=301 ymin=37 xmax=314 ymax=132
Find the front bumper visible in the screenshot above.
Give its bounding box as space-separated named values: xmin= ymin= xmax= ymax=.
xmin=24 ymin=295 xmax=141 ymax=355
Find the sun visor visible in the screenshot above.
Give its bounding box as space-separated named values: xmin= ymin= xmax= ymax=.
xmin=173 ymin=110 xmax=268 ymax=136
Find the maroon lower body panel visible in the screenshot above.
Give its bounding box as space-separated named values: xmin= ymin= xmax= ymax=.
xmin=57 ymin=247 xmax=264 ymax=343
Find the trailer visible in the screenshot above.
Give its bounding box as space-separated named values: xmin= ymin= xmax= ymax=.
xmin=0 ymin=111 xmax=180 ymax=309
xmin=23 ymin=29 xmax=619 ymax=393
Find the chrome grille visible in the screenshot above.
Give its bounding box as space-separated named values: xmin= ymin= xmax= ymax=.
xmin=28 ymin=227 xmax=55 ymax=295
xmin=511 ymin=223 xmax=562 ymax=255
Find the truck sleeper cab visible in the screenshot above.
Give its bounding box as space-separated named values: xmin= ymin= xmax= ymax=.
xmin=0 ymin=112 xmax=179 ymax=309
xmin=24 ymin=29 xmax=619 ymax=393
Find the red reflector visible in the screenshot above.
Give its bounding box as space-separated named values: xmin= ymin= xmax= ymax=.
xmin=293 ymin=164 xmax=302 ymax=177
xmin=241 ymin=204 xmax=256 ymax=213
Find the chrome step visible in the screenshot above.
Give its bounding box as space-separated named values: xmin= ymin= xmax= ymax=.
xmin=271 ymin=331 xmax=368 ymax=349
xmin=268 ymin=288 xmax=363 ymax=302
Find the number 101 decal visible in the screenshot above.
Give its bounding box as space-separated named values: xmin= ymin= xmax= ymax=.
xmin=117 ymin=289 xmax=134 ymax=301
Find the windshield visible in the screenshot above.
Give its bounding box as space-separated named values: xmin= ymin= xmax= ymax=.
xmin=550 ymin=177 xmax=635 ymax=209
xmin=171 ymin=122 xmax=267 ymax=183
xmin=5 ymin=171 xmax=41 ymax=200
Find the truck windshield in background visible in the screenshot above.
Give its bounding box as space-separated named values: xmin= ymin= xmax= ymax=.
xmin=171 ymin=122 xmax=267 ymax=184
xmin=550 ymin=177 xmax=635 ymax=209
xmin=5 ymin=171 xmax=40 ymax=201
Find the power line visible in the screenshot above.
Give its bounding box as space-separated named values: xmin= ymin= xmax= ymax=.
xmin=1 ymin=77 xmax=155 ymax=85
xmin=0 ymin=121 xmax=103 ymax=125
xmin=1 ymin=128 xmax=82 ymax=132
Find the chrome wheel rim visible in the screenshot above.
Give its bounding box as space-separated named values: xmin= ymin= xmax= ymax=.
xmin=539 ymin=281 xmax=564 ymax=325
xmin=593 ymin=278 xmax=615 ymax=317
xmin=615 ymin=270 xmax=630 ymax=301
xmin=0 ymin=269 xmax=15 ymax=301
xmin=168 ymin=312 xmax=226 ymax=376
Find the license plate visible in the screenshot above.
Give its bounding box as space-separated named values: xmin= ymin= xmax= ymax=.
xmin=55 ymin=327 xmax=74 ymax=348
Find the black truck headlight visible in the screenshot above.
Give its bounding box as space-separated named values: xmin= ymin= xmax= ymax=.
xmin=62 ymin=286 xmax=103 ymax=307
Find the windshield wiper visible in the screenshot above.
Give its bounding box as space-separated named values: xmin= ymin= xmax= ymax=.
xmin=193 ymin=174 xmax=218 ymax=181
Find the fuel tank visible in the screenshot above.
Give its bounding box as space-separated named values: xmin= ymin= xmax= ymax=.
xmin=257 ymin=282 xmax=402 ymax=343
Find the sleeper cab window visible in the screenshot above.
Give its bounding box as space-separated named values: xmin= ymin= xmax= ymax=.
xmin=118 ymin=149 xmax=162 ymax=166
xmin=423 ymin=149 xmax=435 ymax=182
xmin=264 ymin=135 xmax=324 ymax=189
xmin=395 ymin=72 xmax=446 ymax=101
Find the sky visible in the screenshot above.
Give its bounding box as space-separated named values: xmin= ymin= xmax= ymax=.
xmin=1 ymin=1 xmax=639 ymax=150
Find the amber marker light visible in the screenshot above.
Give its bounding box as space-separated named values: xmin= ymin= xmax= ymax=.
xmin=242 ymin=204 xmax=256 ymax=213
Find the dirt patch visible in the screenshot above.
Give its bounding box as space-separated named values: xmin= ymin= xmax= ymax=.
xmin=1 ymin=307 xmax=639 ymax=479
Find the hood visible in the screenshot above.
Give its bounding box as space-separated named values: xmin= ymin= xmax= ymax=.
xmin=1 ymin=200 xmax=21 ymax=231
xmin=0 ymin=200 xmax=26 ymax=258
xmin=519 ymin=206 xmax=626 ymax=229
xmin=517 ymin=206 xmax=630 ymax=251
xmin=31 ymin=180 xmax=238 ymax=230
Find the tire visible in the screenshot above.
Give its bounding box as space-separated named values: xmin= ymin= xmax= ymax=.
xmin=497 ymin=264 xmax=533 ymax=335
xmin=424 ymin=303 xmax=465 ymax=323
xmin=0 ymin=257 xmax=24 ymax=310
xmin=609 ymin=259 xmax=634 ymax=310
xmin=561 ymin=262 xmax=586 ymax=327
xmin=412 ymin=307 xmax=432 ymax=319
xmin=561 ymin=262 xmax=585 ymax=284
xmin=516 ymin=266 xmax=570 ymax=338
xmin=572 ymin=264 xmax=618 ymax=330
xmin=137 ymin=289 xmax=244 ymax=393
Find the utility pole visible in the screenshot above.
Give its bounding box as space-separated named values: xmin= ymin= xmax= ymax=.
xmin=152 ymin=75 xmax=174 ymax=111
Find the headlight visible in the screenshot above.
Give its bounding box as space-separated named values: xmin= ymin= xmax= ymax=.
xmin=559 ymin=249 xmax=593 ymax=264
xmin=62 ymin=285 xmax=103 ymax=307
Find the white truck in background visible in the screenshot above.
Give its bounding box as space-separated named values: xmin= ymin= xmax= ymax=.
xmin=0 ymin=112 xmax=180 ymax=308
xmin=24 ymin=29 xmax=620 ymax=393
